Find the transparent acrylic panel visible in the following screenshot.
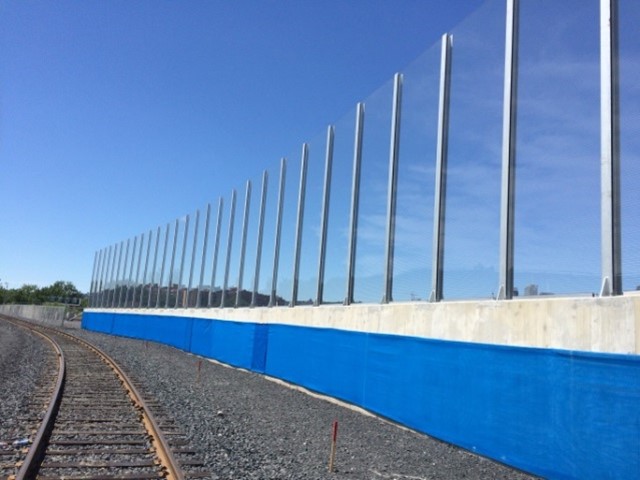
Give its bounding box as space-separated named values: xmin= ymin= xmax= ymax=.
xmin=297 ymin=130 xmax=327 ymax=305
xmin=257 ymin=163 xmax=279 ymax=305
xmin=238 ymin=174 xmax=260 ymax=307
xmin=276 ymin=150 xmax=303 ymax=306
xmin=205 ymin=199 xmax=225 ymax=308
xmin=353 ymin=79 xmax=394 ymax=304
xmin=221 ymin=187 xmax=243 ymax=307
xmin=184 ymin=208 xmax=203 ymax=307
xmin=620 ymin=0 xmax=640 ymax=292
xmin=233 ymin=181 xmax=255 ymax=307
xmin=392 ymin=44 xmax=440 ymax=302
xmin=139 ymin=230 xmax=154 ymax=308
xmin=514 ymin=0 xmax=601 ymax=297
xmin=218 ymin=191 xmax=236 ymax=307
xmin=124 ymin=236 xmax=138 ymax=307
xmin=168 ymin=217 xmax=187 ymax=308
xmin=156 ymin=225 xmax=172 ymax=308
xmin=442 ymin=0 xmax=505 ymax=300
xmin=323 ymin=107 xmax=357 ymax=304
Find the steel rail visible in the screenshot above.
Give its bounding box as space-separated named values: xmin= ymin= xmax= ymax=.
xmin=1 ymin=315 xmax=66 ymax=480
xmin=2 ymin=315 xmax=185 ymax=480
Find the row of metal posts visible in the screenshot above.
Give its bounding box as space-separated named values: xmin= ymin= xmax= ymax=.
xmin=89 ymin=0 xmax=622 ymax=308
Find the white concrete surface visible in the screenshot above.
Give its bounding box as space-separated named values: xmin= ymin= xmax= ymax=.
xmin=90 ymin=293 xmax=640 ymax=355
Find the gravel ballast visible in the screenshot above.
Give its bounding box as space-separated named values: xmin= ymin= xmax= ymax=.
xmin=72 ymin=327 xmax=538 ymax=479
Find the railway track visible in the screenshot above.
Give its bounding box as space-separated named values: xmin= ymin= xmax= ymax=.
xmin=0 ymin=315 xmax=210 ymax=480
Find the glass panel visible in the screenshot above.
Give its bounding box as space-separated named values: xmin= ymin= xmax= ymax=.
xmin=167 ymin=217 xmax=187 ymax=308
xmin=204 ymin=198 xmax=229 ymax=308
xmin=184 ymin=208 xmax=203 ymax=307
xmin=235 ymin=181 xmax=256 ymax=307
xmin=276 ymin=150 xmax=302 ymax=306
xmin=353 ymin=79 xmax=394 ymax=304
xmin=322 ymin=107 xmax=356 ymax=304
xmin=392 ymin=44 xmax=440 ymax=302
xmin=218 ymin=191 xmax=237 ymax=307
xmin=297 ymin=130 xmax=327 ymax=305
xmin=620 ymin=0 xmax=640 ymax=292
xmin=514 ymin=0 xmax=600 ymax=297
xmin=443 ymin=0 xmax=505 ymax=300
xmin=255 ymin=165 xmax=278 ymax=306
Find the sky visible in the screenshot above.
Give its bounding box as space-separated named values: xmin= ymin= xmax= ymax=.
xmin=0 ymin=0 xmax=483 ymax=292
xmin=2 ymin=0 xmax=638 ymax=300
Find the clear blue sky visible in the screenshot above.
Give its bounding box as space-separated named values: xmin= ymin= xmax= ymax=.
xmin=1 ymin=1 xmax=482 ymax=292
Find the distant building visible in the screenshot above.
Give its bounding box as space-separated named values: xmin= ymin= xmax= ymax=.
xmin=524 ymin=284 xmax=539 ymax=296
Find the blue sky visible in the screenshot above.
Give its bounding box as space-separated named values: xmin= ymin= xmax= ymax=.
xmin=2 ymin=0 xmax=638 ymax=300
xmin=0 ymin=1 xmax=483 ymax=292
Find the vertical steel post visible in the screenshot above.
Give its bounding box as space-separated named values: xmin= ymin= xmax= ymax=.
xmin=600 ymin=0 xmax=622 ymax=296
xmin=156 ymin=223 xmax=170 ymax=308
xmin=197 ymin=203 xmax=211 ymax=308
xmin=187 ymin=209 xmax=200 ymax=308
xmin=345 ymin=103 xmax=365 ymax=305
xmin=430 ymin=34 xmax=453 ymax=303
xmin=176 ymin=215 xmax=190 ymax=308
xmin=94 ymin=249 xmax=104 ymax=307
xmin=95 ymin=248 xmax=109 ymax=307
xmin=221 ymin=190 xmax=237 ymax=307
xmin=89 ymin=251 xmax=99 ymax=307
xmin=269 ymin=158 xmax=287 ymax=306
xmin=165 ymin=219 xmax=180 ymax=308
xmin=141 ymin=230 xmax=153 ymax=307
xmin=208 ymin=198 xmax=224 ymax=307
xmin=100 ymin=246 xmax=113 ymax=307
xmin=110 ymin=243 xmax=120 ymax=308
xmin=118 ymin=239 xmax=131 ymax=308
xmin=315 ymin=126 xmax=334 ymax=306
xmin=497 ymin=0 xmax=520 ymax=300
xmin=382 ymin=73 xmax=403 ymax=304
xmin=149 ymin=227 xmax=161 ymax=308
xmin=134 ymin=232 xmax=145 ymax=308
xmin=290 ymin=144 xmax=309 ymax=307
xmin=125 ymin=236 xmax=137 ymax=307
xmin=251 ymin=171 xmax=268 ymax=307
xmin=111 ymin=242 xmax=123 ymax=308
xmin=236 ymin=181 xmax=252 ymax=307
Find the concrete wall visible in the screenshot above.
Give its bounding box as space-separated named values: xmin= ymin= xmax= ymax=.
xmin=83 ymin=294 xmax=640 ymax=479
xmin=0 ymin=304 xmax=67 ymax=327
xmin=91 ymin=293 xmax=640 ymax=355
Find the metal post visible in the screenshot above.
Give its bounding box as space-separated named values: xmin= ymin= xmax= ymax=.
xmin=140 ymin=230 xmax=153 ymax=307
xmin=345 ymin=103 xmax=365 ymax=305
xmin=100 ymin=245 xmax=113 ymax=307
xmin=497 ymin=0 xmax=519 ymax=300
xmin=430 ymin=34 xmax=453 ymax=303
xmin=600 ymin=0 xmax=622 ymax=296
xmin=112 ymin=242 xmax=123 ymax=308
xmin=197 ymin=204 xmax=211 ymax=308
xmin=187 ymin=209 xmax=200 ymax=308
xmin=96 ymin=247 xmax=111 ymax=307
xmin=208 ymin=198 xmax=224 ymax=307
xmin=316 ymin=126 xmax=334 ymax=306
xmin=110 ymin=243 xmax=121 ymax=308
xmin=156 ymin=223 xmax=170 ymax=308
xmin=251 ymin=171 xmax=268 ymax=307
xmin=382 ymin=73 xmax=403 ymax=304
xmin=165 ymin=219 xmax=180 ymax=308
xmin=118 ymin=239 xmax=131 ymax=308
xmin=134 ymin=232 xmax=146 ymax=307
xmin=221 ymin=190 xmax=237 ymax=308
xmin=94 ymin=248 xmax=105 ymax=307
xmin=270 ymin=158 xmax=287 ymax=306
xmin=175 ymin=215 xmax=190 ymax=308
xmin=89 ymin=251 xmax=99 ymax=307
xmin=236 ymin=181 xmax=252 ymax=307
xmin=291 ymin=144 xmax=309 ymax=307
xmin=125 ymin=236 xmax=137 ymax=307
xmin=149 ymin=227 xmax=161 ymax=308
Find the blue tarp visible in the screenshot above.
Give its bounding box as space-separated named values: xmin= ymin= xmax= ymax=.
xmin=82 ymin=311 xmax=640 ymax=479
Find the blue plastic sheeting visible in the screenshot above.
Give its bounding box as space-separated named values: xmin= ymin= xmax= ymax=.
xmin=82 ymin=311 xmax=640 ymax=479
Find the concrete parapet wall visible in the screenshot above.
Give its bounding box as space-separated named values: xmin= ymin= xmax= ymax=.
xmin=0 ymin=304 xmax=66 ymax=327
xmin=92 ymin=293 xmax=640 ymax=355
